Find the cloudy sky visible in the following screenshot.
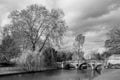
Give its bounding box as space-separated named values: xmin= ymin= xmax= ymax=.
xmin=0 ymin=0 xmax=120 ymax=54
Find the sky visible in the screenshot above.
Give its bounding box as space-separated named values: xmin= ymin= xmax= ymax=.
xmin=0 ymin=0 xmax=120 ymax=54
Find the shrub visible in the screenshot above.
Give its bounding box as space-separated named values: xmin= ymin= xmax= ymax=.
xmin=12 ymin=50 xmax=44 ymax=71
xmin=13 ymin=47 xmax=58 ymax=71
xmin=42 ymin=47 xmax=57 ymax=67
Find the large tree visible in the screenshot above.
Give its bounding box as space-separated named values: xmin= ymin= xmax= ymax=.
xmin=7 ymin=4 xmax=67 ymax=51
xmin=105 ymin=27 xmax=120 ymax=55
xmin=73 ymin=34 xmax=85 ymax=64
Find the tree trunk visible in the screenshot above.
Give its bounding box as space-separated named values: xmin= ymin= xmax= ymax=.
xmin=39 ymin=34 xmax=49 ymax=52
xmin=78 ymin=48 xmax=80 ymax=66
xmin=32 ymin=44 xmax=36 ymax=51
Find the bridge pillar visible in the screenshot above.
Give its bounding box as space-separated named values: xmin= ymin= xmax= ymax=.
xmin=89 ymin=63 xmax=96 ymax=70
xmin=61 ymin=62 xmax=64 ymax=68
xmin=89 ymin=63 xmax=93 ymax=69
xmin=91 ymin=64 xmax=94 ymax=70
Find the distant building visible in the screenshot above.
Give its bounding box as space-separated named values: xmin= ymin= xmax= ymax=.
xmin=107 ymin=54 xmax=120 ymax=65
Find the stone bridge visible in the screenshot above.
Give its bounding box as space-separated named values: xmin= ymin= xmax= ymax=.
xmin=64 ymin=60 xmax=103 ymax=70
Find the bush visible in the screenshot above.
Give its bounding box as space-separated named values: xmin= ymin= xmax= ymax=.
xmin=12 ymin=50 xmax=45 ymax=71
xmin=42 ymin=47 xmax=57 ymax=67
xmin=21 ymin=53 xmax=44 ymax=71
xmin=12 ymin=47 xmax=59 ymax=71
xmin=56 ymin=51 xmax=73 ymax=62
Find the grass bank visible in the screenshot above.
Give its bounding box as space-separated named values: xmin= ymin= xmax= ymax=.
xmin=0 ymin=66 xmax=59 ymax=76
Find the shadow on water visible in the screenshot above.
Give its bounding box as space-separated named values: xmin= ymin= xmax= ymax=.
xmin=77 ymin=69 xmax=101 ymax=80
xmin=0 ymin=69 xmax=101 ymax=80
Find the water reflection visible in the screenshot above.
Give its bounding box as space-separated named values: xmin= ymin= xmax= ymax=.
xmin=0 ymin=69 xmax=101 ymax=80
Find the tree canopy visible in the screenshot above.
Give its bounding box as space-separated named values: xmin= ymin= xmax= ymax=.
xmin=6 ymin=4 xmax=67 ymax=52
xmin=105 ymin=27 xmax=120 ymax=55
xmin=73 ymin=34 xmax=85 ymax=60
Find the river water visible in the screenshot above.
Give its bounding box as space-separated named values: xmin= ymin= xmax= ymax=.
xmin=0 ymin=69 xmax=101 ymax=80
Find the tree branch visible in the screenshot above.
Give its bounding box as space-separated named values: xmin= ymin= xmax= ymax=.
xmin=39 ymin=33 xmax=49 ymax=52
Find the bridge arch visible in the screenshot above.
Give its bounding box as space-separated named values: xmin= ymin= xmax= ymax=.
xmin=79 ymin=62 xmax=91 ymax=70
xmin=64 ymin=63 xmax=75 ymax=69
xmin=94 ymin=64 xmax=102 ymax=70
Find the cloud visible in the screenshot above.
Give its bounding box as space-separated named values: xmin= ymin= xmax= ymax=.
xmin=56 ymin=0 xmax=120 ymax=23
xmin=83 ymin=24 xmax=112 ymax=53
xmin=0 ymin=0 xmax=120 ymax=53
xmin=61 ymin=30 xmax=74 ymax=51
xmin=55 ymin=0 xmax=120 ymax=36
xmin=81 ymin=0 xmax=120 ymax=19
xmin=0 ymin=0 xmax=56 ymax=26
xmin=57 ymin=0 xmax=120 ymax=52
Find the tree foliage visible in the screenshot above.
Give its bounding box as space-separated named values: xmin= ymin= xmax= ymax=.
xmin=91 ymin=52 xmax=104 ymax=61
xmin=42 ymin=47 xmax=73 ymax=66
xmin=0 ymin=35 xmax=20 ymax=62
xmin=16 ymin=50 xmax=45 ymax=71
xmin=56 ymin=51 xmax=73 ymax=62
xmin=73 ymin=34 xmax=85 ymax=60
xmin=7 ymin=4 xmax=67 ymax=51
xmin=75 ymin=34 xmax=85 ymax=47
xmin=105 ymin=27 xmax=120 ymax=55
xmin=42 ymin=47 xmax=57 ymax=66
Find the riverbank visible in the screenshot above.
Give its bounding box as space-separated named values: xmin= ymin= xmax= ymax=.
xmin=0 ymin=67 xmax=59 ymax=76
xmin=93 ymin=69 xmax=120 ymax=80
xmin=0 ymin=69 xmax=97 ymax=80
xmin=0 ymin=67 xmax=24 ymax=76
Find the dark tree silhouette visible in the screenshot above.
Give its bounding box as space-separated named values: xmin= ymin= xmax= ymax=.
xmin=0 ymin=35 xmax=20 ymax=63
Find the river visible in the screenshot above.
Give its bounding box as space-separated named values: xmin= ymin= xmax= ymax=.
xmin=0 ymin=69 xmax=102 ymax=80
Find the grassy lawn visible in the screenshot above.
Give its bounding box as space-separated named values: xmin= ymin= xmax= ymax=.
xmin=0 ymin=67 xmax=24 ymax=75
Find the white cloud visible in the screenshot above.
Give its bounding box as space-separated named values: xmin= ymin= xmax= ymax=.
xmin=0 ymin=0 xmax=120 ymax=53
xmin=0 ymin=0 xmax=55 ymax=26
xmin=61 ymin=30 xmax=74 ymax=50
xmin=1 ymin=12 xmax=10 ymax=26
xmin=83 ymin=24 xmax=110 ymax=53
xmin=97 ymin=48 xmax=106 ymax=54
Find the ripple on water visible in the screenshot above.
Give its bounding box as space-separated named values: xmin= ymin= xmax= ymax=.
xmin=0 ymin=69 xmax=102 ymax=80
